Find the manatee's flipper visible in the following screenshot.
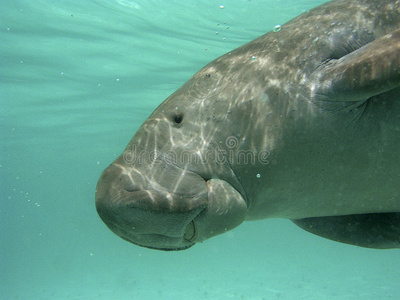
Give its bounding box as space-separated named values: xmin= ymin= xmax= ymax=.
xmin=292 ymin=213 xmax=400 ymax=249
xmin=312 ymin=28 xmax=400 ymax=102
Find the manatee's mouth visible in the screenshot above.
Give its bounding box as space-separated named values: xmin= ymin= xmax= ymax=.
xmin=123 ymin=233 xmax=195 ymax=251
xmin=141 ymin=244 xmax=193 ymax=251
xmin=108 ymin=204 xmax=203 ymax=251
xmin=125 ymin=221 xmax=197 ymax=251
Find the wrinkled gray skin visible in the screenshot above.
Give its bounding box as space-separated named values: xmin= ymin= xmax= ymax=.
xmin=96 ymin=0 xmax=400 ymax=250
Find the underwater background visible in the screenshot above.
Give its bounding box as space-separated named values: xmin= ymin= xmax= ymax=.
xmin=1 ymin=0 xmax=399 ymax=299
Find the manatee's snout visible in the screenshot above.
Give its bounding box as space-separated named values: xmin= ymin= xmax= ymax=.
xmin=95 ymin=160 xmax=209 ymax=250
xmin=96 ymin=154 xmax=248 ymax=251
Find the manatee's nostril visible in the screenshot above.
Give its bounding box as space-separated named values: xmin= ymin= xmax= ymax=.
xmin=119 ymin=180 xmax=140 ymax=193
xmin=115 ymin=174 xmax=142 ymax=193
xmin=124 ymin=184 xmax=141 ymax=193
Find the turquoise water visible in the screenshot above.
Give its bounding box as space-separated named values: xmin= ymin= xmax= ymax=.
xmin=1 ymin=0 xmax=399 ymax=299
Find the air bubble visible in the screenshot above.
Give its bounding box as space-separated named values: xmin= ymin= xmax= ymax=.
xmin=273 ymin=25 xmax=281 ymax=32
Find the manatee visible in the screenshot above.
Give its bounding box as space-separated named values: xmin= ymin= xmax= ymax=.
xmin=95 ymin=0 xmax=400 ymax=250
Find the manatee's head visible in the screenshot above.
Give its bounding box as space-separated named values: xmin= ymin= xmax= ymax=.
xmin=95 ymin=73 xmax=248 ymax=250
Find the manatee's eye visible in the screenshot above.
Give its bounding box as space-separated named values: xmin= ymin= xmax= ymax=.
xmin=172 ymin=113 xmax=184 ymax=125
